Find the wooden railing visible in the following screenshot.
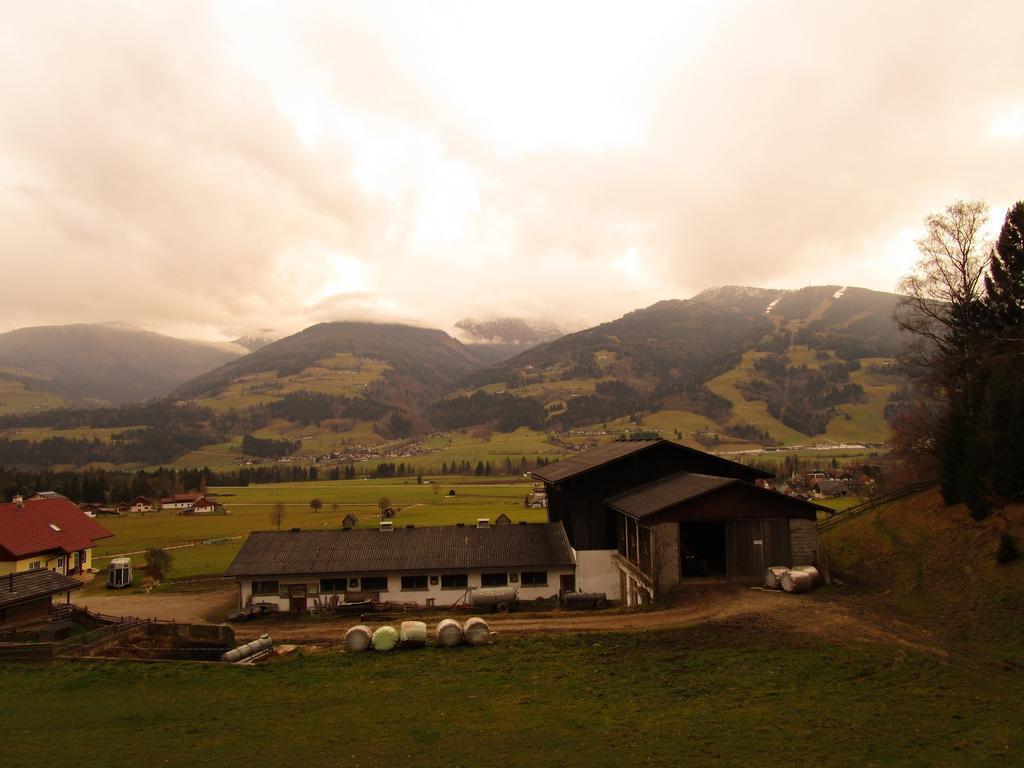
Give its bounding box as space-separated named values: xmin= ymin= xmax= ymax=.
xmin=817 ymin=481 xmax=937 ymax=531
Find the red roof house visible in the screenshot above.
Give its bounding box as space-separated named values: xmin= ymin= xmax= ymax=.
xmin=0 ymin=498 xmax=113 ymax=576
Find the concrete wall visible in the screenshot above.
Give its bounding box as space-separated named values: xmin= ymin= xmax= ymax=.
xmin=652 ymin=522 xmax=680 ymax=591
xmin=575 ymin=549 xmax=621 ymax=600
xmin=790 ymin=519 xmax=819 ymax=565
xmin=239 ymin=567 xmax=575 ymax=610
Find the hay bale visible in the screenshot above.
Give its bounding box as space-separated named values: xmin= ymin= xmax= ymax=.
xmin=371 ymin=625 xmax=399 ymax=651
xmin=791 ymin=565 xmax=823 ymax=586
xmin=399 ymin=620 xmax=427 ymax=648
xmin=463 ymin=616 xmax=491 ymax=646
xmin=764 ymin=566 xmax=789 ymax=589
xmin=781 ymin=570 xmax=814 ymax=594
xmin=343 ymin=625 xmax=372 ymax=652
xmin=435 ymin=618 xmax=464 ymax=648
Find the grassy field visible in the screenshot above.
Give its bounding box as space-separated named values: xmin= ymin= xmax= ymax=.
xmin=91 ymin=477 xmax=543 ymax=579
xmin=4 ymin=623 xmax=1021 ymax=767
xmin=0 ymin=377 xmax=64 ymax=416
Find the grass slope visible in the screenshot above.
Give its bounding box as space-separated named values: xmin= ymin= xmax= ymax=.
xmin=822 ymin=488 xmax=1024 ymax=661
xmin=4 ymin=625 xmax=1020 ymax=767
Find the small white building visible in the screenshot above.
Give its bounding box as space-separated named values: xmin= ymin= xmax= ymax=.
xmin=130 ymin=496 xmax=154 ymax=513
xmin=159 ymin=493 xmax=203 ymax=511
xmin=226 ymin=521 xmax=577 ymax=612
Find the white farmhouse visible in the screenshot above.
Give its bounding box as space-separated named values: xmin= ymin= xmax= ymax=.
xmin=226 ymin=521 xmax=576 ymax=612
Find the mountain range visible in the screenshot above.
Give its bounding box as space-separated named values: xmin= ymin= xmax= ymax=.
xmin=0 ymin=286 xmax=910 ymax=467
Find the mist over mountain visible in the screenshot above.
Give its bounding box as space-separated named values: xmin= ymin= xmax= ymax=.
xmin=0 ymin=323 xmax=241 ymax=406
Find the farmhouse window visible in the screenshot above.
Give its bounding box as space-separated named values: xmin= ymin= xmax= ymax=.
xmin=481 ymin=572 xmax=508 ymax=587
xmin=29 ymin=561 xmax=42 ymax=570
xmin=401 ymin=575 xmax=428 ymax=591
xmin=320 ymin=578 xmax=348 ymax=593
xmin=251 ymin=580 xmax=279 ymax=596
xmin=521 ymin=571 xmax=548 ymax=587
xmin=441 ymin=574 xmax=468 ymax=590
xmin=361 ymin=576 xmax=388 ymax=591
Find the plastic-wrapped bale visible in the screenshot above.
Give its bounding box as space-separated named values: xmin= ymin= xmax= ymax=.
xmin=463 ymin=617 xmax=492 ymax=646
xmin=371 ymin=625 xmax=399 ymax=651
xmin=764 ymin=566 xmax=789 ymax=590
xmin=791 ymin=565 xmax=823 ymax=587
xmin=781 ymin=569 xmax=814 ymax=594
xmin=399 ymin=621 xmax=427 ymax=649
xmin=435 ymin=618 xmax=464 ymax=648
xmin=343 ymin=625 xmax=372 ymax=652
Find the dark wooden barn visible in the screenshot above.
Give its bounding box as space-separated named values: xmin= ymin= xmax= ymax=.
xmin=534 ymin=439 xmax=771 ymax=550
xmin=533 ymin=439 xmax=824 ymax=603
xmin=606 ymin=472 xmax=827 ymax=603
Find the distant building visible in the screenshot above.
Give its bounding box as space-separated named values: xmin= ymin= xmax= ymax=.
xmin=0 ymin=496 xmax=113 ymax=576
xmin=130 ymin=496 xmax=154 ymax=513
xmin=30 ymin=491 xmax=68 ymax=501
xmin=179 ymin=496 xmax=218 ymax=515
xmin=159 ymin=493 xmax=205 ymax=511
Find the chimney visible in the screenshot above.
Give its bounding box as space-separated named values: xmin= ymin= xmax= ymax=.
xmin=477 ymin=518 xmax=490 ymax=529
xmin=12 ymin=494 xmax=23 ymax=507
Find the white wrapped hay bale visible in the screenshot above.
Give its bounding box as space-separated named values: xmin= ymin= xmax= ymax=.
xmin=781 ymin=569 xmax=814 ymax=594
xmin=764 ymin=566 xmax=789 ymax=590
xmin=463 ymin=616 xmax=492 ymax=646
xmin=791 ymin=565 xmax=823 ymax=587
xmin=399 ymin=620 xmax=427 ymax=648
xmin=371 ymin=625 xmax=399 ymax=651
xmin=435 ymin=618 xmax=464 ymax=648
xmin=343 ymin=624 xmax=372 ymax=652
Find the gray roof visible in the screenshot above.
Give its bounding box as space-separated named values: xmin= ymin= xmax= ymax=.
xmin=531 ymin=438 xmax=773 ymax=485
xmin=226 ymin=522 xmax=576 ymax=578
xmin=532 ymin=440 xmax=661 ymax=483
xmin=607 ymin=472 xmax=830 ymax=519
xmin=607 ymin=473 xmax=737 ymax=518
xmin=0 ymin=569 xmax=81 ymax=610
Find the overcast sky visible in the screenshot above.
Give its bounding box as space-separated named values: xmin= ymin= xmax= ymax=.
xmin=1 ymin=1 xmax=1023 ymax=341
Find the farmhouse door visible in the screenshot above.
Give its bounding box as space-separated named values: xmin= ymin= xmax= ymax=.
xmin=559 ymin=574 xmax=576 ymax=596
xmin=728 ymin=520 xmax=791 ymax=581
xmin=288 ymin=585 xmax=307 ymax=613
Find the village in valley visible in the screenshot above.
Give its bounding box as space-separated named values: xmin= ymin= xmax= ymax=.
xmin=2 ymin=3 xmax=1023 ymax=767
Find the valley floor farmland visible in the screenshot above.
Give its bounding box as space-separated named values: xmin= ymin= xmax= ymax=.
xmin=90 ymin=477 xmax=543 ymax=579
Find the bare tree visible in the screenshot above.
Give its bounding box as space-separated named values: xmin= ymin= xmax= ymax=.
xmin=310 ymin=497 xmax=323 ymax=512
xmin=270 ymin=502 xmax=286 ymax=530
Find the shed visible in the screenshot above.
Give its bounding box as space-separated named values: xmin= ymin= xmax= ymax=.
xmin=0 ymin=570 xmax=82 ymax=628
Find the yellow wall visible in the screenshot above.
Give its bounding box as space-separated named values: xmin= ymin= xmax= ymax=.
xmin=0 ymin=547 xmax=94 ymax=576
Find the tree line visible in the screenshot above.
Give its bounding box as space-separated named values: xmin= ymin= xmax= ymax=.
xmin=895 ymin=199 xmax=1024 ymax=516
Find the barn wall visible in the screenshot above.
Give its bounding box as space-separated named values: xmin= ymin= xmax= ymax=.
xmin=651 ymin=483 xmax=818 ymax=524
xmin=789 ymin=519 xmax=819 ymax=565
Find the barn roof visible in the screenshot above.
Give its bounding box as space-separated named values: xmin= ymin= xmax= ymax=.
xmin=0 ymin=499 xmax=114 ymax=559
xmin=531 ymin=438 xmax=772 ymax=484
xmin=0 ymin=569 xmax=82 ymax=610
xmin=606 ymin=472 xmax=829 ymax=519
xmin=531 ymin=440 xmax=661 ymax=483
xmin=226 ymin=522 xmax=575 ymax=577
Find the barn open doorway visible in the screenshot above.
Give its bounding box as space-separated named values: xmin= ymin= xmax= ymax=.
xmin=679 ymin=522 xmax=727 ymax=577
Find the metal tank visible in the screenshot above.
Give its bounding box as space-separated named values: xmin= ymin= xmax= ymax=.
xmin=343 ymin=625 xmax=372 ymax=652
xmin=221 ymin=634 xmax=273 ymax=663
xmin=469 ymin=587 xmax=517 ymax=611
xmin=434 ymin=618 xmax=464 ymax=648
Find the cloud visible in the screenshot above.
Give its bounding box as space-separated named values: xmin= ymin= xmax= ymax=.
xmin=1 ymin=0 xmax=1022 ymax=340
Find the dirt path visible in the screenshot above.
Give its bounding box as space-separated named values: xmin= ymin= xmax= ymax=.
xmin=234 ymin=585 xmax=946 ymax=655
xmin=75 ymin=588 xmax=237 ymax=624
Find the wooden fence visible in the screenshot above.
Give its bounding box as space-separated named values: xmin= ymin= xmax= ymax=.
xmin=817 ymin=481 xmax=936 ymax=531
